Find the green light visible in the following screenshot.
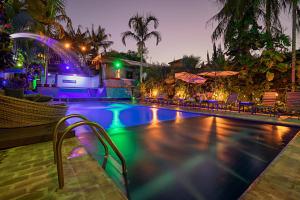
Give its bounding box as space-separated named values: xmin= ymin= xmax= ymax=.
xmin=32 ymin=78 xmax=37 ymax=90
xmin=113 ymin=59 xmax=123 ymax=69
xmin=16 ymin=62 xmax=23 ymax=68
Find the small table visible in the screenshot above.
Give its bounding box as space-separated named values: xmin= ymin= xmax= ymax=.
xmin=239 ymin=102 xmax=256 ymax=114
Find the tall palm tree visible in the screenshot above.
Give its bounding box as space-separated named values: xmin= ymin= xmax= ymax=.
xmin=210 ymin=0 xmax=261 ymax=42
xmin=285 ymin=0 xmax=300 ymax=91
xmin=87 ymin=24 xmax=113 ymax=57
xmin=122 ymin=13 xmax=161 ymax=82
xmin=210 ymin=0 xmax=284 ymax=42
xmin=264 ymin=0 xmax=283 ymax=35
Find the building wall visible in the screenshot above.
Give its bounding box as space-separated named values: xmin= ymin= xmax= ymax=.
xmin=48 ymin=75 xmax=99 ymax=88
xmin=104 ymin=63 xmax=138 ymax=80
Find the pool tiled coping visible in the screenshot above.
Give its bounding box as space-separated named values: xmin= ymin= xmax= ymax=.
xmin=138 ymin=102 xmax=300 ymax=200
xmin=0 ymin=137 xmax=127 ymax=200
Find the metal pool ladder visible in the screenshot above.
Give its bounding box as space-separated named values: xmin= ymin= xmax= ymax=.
xmin=53 ymin=114 xmax=130 ymax=198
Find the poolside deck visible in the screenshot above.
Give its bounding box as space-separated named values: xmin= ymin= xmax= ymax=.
xmin=241 ymin=132 xmax=300 ymax=200
xmin=0 ymin=137 xmax=127 ymax=200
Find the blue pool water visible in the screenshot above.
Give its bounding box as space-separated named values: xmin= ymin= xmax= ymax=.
xmin=67 ymin=102 xmax=201 ymax=129
xmin=67 ymin=102 xmax=299 ymax=200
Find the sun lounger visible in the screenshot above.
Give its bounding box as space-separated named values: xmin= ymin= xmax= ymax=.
xmin=255 ymin=92 xmax=278 ymax=116
xmin=286 ymin=92 xmax=300 ymax=119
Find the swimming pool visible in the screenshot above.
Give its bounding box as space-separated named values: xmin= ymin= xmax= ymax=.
xmin=67 ymin=102 xmax=299 ymax=200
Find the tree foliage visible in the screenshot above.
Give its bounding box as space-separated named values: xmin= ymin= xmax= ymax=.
xmin=0 ymin=0 xmax=15 ymax=70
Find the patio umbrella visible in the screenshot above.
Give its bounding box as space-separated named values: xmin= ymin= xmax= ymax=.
xmin=198 ymin=71 xmax=239 ymax=77
xmin=198 ymin=70 xmax=239 ymax=89
xmin=175 ymin=72 xmax=207 ymax=84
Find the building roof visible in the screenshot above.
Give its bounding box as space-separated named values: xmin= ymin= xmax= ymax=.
xmin=91 ymin=55 xmax=150 ymax=68
xmin=168 ymin=58 xmax=184 ymax=67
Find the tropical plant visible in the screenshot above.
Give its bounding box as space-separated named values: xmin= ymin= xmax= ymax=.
xmin=181 ymin=55 xmax=201 ymax=72
xmin=122 ymin=13 xmax=161 ymax=82
xmin=210 ymin=0 xmax=285 ymax=42
xmin=5 ymin=0 xmax=70 ymax=38
xmin=87 ymin=24 xmax=113 ymax=58
xmin=105 ymin=50 xmax=143 ymax=62
xmin=63 ymin=24 xmax=88 ymax=57
xmin=0 ymin=0 xmax=15 ymax=70
xmin=264 ymin=0 xmax=285 ymax=36
xmin=284 ymin=0 xmax=300 ymax=90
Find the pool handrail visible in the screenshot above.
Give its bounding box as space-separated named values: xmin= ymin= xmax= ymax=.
xmin=55 ymin=120 xmax=130 ymax=198
xmin=53 ymin=114 xmax=109 ymax=169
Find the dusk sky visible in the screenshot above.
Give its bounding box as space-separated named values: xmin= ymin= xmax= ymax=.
xmin=66 ymin=0 xmax=297 ymax=64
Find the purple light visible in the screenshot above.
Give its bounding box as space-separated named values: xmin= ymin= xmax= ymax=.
xmin=48 ymin=73 xmax=51 ymax=76
xmin=73 ymin=74 xmax=77 ymax=76
xmin=66 ymin=66 xmax=70 ymax=70
xmin=2 ymin=80 xmax=7 ymax=86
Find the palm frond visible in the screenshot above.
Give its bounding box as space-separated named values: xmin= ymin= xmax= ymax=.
xmin=145 ymin=14 xmax=159 ymax=29
xmin=121 ymin=31 xmax=140 ymax=46
xmin=144 ymin=31 xmax=161 ymax=45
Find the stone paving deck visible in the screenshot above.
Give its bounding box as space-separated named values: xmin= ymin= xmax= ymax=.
xmin=241 ymin=132 xmax=300 ymax=200
xmin=0 ymin=138 xmax=127 ymax=200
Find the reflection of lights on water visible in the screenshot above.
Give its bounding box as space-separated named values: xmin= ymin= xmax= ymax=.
xmin=151 ymin=108 xmax=159 ymax=125
xmin=107 ymin=104 xmax=131 ymax=130
xmin=175 ymin=111 xmax=183 ymax=124
xmin=67 ymin=146 xmax=87 ymax=159
xmin=275 ymin=126 xmax=290 ymax=142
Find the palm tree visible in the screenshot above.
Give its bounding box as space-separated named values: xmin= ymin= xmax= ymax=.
xmin=63 ymin=24 xmax=88 ymax=65
xmin=0 ymin=0 xmax=15 ymax=70
xmin=285 ymin=0 xmax=300 ymax=91
xmin=122 ymin=13 xmax=161 ymax=82
xmin=210 ymin=0 xmax=284 ymax=42
xmin=6 ymin=0 xmax=70 ymax=38
xmin=264 ymin=0 xmax=284 ymax=35
xmin=87 ymin=24 xmax=113 ymax=57
xmin=210 ymin=0 xmax=260 ymax=42
xmin=64 ymin=24 xmax=87 ymax=52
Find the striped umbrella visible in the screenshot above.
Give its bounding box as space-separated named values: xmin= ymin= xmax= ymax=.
xmin=198 ymin=71 xmax=239 ymax=77
xmin=175 ymin=72 xmax=207 ymax=84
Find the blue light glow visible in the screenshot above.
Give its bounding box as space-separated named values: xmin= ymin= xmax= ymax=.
xmin=67 ymin=102 xmax=200 ymax=129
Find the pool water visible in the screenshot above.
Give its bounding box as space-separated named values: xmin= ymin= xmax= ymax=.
xmin=67 ymin=102 xmax=201 ymax=129
xmin=67 ymin=102 xmax=299 ymax=200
